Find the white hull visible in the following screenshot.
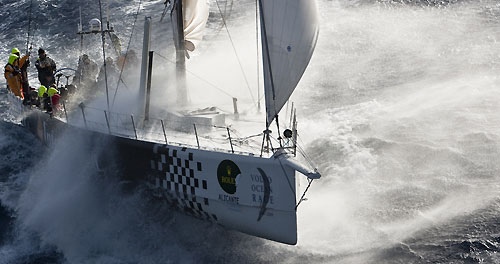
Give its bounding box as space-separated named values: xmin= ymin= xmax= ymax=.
xmin=20 ymin=106 xmax=307 ymax=245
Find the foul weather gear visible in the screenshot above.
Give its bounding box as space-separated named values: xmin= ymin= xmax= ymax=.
xmin=38 ymin=85 xmax=60 ymax=113
xmin=116 ymin=50 xmax=138 ymax=71
xmin=73 ymin=54 xmax=98 ymax=90
xmin=109 ymin=32 xmax=122 ymax=54
xmin=97 ymin=57 xmax=119 ymax=92
xmin=4 ymin=53 xmax=29 ymax=98
xmin=35 ymin=52 xmax=57 ymax=87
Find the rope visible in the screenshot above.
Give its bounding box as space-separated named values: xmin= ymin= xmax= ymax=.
xmin=111 ymin=0 xmax=143 ymax=109
xmin=215 ymin=0 xmax=257 ymax=108
xmin=155 ymin=52 xmax=235 ymax=98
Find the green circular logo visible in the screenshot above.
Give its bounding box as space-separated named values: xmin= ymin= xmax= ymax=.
xmin=217 ymin=160 xmax=241 ymax=194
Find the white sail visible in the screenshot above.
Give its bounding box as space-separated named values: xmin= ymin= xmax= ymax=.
xmin=183 ymin=0 xmax=209 ymax=51
xmin=260 ymin=0 xmax=319 ymax=126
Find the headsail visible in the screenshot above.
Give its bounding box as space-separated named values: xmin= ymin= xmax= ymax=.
xmin=259 ymin=0 xmax=319 ymax=126
xmin=172 ymin=0 xmax=210 ymax=52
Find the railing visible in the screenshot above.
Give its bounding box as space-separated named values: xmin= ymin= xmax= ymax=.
xmin=59 ymin=103 xmax=261 ymax=156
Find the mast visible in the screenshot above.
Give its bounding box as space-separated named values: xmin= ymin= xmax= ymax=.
xmin=26 ymin=0 xmax=33 ymax=53
xmin=139 ymin=17 xmax=152 ymax=109
xmin=79 ymin=7 xmax=83 ymax=55
xmin=175 ymin=0 xmax=187 ymax=106
xmin=255 ymin=0 xmax=260 ymax=113
xmin=98 ymin=0 xmax=110 ymax=112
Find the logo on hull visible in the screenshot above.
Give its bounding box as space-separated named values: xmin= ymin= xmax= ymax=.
xmin=217 ymin=160 xmax=241 ymax=194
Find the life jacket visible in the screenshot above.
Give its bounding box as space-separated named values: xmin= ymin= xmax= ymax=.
xmin=4 ymin=54 xmax=19 ymax=75
xmin=5 ymin=54 xmax=29 ymax=81
xmin=39 ymin=86 xmax=60 ymax=108
xmin=47 ymin=87 xmax=58 ymax=97
xmin=38 ymin=87 xmax=45 ymax=98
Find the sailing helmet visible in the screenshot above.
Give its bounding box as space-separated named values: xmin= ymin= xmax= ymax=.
xmin=11 ymin=48 xmax=20 ymax=55
xmin=8 ymin=54 xmax=19 ymax=65
xmin=38 ymin=85 xmax=47 ymax=97
xmin=47 ymin=87 xmax=58 ymax=97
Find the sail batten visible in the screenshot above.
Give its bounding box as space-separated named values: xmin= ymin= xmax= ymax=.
xmin=260 ymin=0 xmax=319 ymax=126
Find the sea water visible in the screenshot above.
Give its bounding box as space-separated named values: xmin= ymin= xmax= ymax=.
xmin=1 ymin=0 xmax=499 ymax=263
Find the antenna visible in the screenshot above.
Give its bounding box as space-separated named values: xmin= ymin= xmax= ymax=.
xmin=26 ymin=0 xmax=33 ymax=53
xmin=106 ymin=0 xmax=110 ymax=30
xmin=79 ymin=7 xmax=83 ymax=55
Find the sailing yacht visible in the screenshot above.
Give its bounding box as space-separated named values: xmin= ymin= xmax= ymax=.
xmin=18 ymin=0 xmax=321 ymax=245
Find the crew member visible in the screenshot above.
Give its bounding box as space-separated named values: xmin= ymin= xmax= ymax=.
xmin=73 ymin=53 xmax=98 ymax=90
xmin=116 ymin=50 xmax=138 ymax=86
xmin=109 ymin=32 xmax=122 ymax=55
xmin=4 ymin=49 xmax=30 ymax=98
xmin=116 ymin=50 xmax=138 ymax=71
xmin=11 ymin=48 xmax=32 ymax=100
xmin=47 ymin=85 xmax=61 ymax=111
xmin=38 ymin=85 xmax=49 ymax=110
xmin=38 ymin=85 xmax=60 ymax=113
xmin=97 ymin=57 xmax=118 ymax=92
xmin=35 ymin=48 xmax=57 ymax=87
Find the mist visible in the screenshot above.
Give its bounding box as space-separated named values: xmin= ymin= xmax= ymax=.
xmin=1 ymin=0 xmax=500 ymax=263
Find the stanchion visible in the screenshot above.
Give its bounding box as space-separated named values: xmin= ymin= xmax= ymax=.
xmin=131 ymin=115 xmax=137 ymax=139
xmin=193 ymin=124 xmax=200 ymax=149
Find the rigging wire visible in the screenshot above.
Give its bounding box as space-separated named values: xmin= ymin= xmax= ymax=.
xmin=295 ymin=178 xmax=314 ymax=210
xmin=275 ymin=152 xmax=299 ymax=198
xmin=271 ymin=131 xmax=319 ymax=210
xmin=296 ymin=133 xmax=317 ymax=169
xmin=215 ymin=0 xmax=257 ymax=109
xmin=155 ymin=52 xmax=235 ymax=99
xmin=111 ymin=0 xmax=143 ymax=109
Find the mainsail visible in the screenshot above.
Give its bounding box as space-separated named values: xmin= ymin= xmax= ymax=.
xmin=172 ymin=0 xmax=210 ymax=52
xmin=259 ymin=0 xmax=319 ymax=126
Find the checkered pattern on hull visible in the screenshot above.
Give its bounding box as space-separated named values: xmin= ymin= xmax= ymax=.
xmin=151 ymin=145 xmax=217 ymax=222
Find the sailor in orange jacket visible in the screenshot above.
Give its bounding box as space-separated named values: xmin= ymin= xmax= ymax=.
xmin=4 ymin=48 xmax=30 ymax=99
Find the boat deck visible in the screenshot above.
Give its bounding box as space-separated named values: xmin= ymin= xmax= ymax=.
xmin=59 ymin=102 xmax=278 ymax=157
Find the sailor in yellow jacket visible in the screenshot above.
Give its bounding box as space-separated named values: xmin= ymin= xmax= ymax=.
xmin=4 ymin=48 xmax=30 ymax=99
